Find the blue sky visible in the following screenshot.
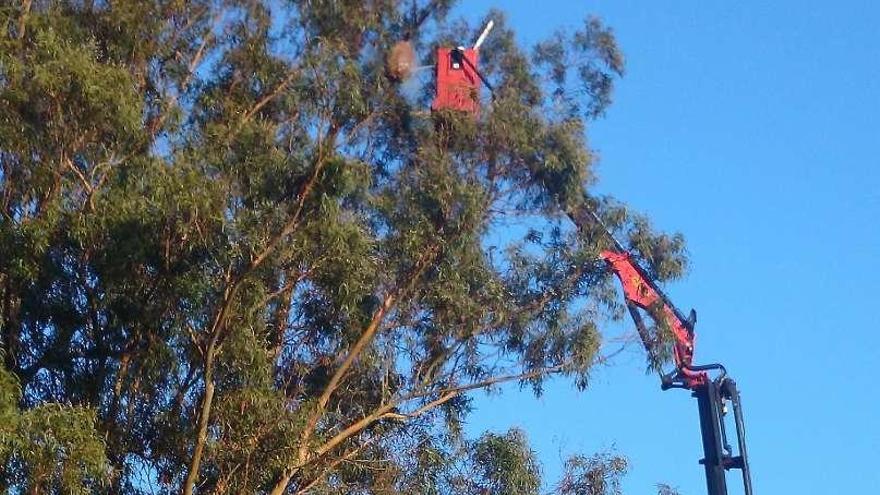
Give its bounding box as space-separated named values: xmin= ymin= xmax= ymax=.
xmin=457 ymin=1 xmax=880 ymax=494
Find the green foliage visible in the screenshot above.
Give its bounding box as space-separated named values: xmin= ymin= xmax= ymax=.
xmin=470 ymin=429 xmax=542 ymax=495
xmin=553 ymin=451 xmax=628 ymax=495
xmin=0 ymin=364 xmax=20 ymax=459
xmin=657 ymin=483 xmax=684 ymax=495
xmin=0 ymin=1 xmax=688 ymax=493
xmin=0 ymin=366 xmax=108 ymax=493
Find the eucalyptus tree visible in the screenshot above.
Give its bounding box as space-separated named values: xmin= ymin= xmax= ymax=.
xmin=0 ymin=1 xmax=685 ymax=493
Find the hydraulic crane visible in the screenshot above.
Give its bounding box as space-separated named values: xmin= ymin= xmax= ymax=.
xmin=573 ymin=205 xmax=754 ymax=495
xmin=426 ymin=23 xmax=755 ymax=494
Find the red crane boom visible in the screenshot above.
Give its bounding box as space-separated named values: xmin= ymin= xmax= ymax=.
xmin=593 ymin=216 xmax=754 ymax=495
xmin=601 ymin=250 xmax=704 ymax=387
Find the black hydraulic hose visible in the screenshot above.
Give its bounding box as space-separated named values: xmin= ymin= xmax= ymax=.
xmin=688 ymin=363 xmax=728 ymax=380
xmin=453 ymin=48 xmax=495 ymax=96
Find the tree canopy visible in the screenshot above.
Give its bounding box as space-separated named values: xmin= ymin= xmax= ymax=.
xmin=0 ymin=1 xmax=686 ymax=493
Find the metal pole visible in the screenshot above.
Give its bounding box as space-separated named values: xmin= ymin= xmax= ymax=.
xmin=694 ymin=381 xmax=728 ymax=495
xmin=725 ymin=379 xmax=754 ymax=495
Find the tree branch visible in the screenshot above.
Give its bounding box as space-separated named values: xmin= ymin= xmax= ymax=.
xmin=237 ymin=69 xmax=301 ymax=134
xmin=326 ymin=364 xmax=567 ymax=458
xmin=147 ymin=11 xmax=219 ymax=139
xmin=293 ymin=439 xmax=375 ymax=495
xmin=294 ymin=239 xmax=443 ymax=457
xmin=271 ymin=242 xmax=442 ymax=495
xmin=270 ymin=363 xmax=572 ymax=495
xmin=17 ymin=0 xmax=32 ymax=40
xmin=183 ymin=133 xmax=338 ymax=493
xmin=182 ymin=268 xmax=233 ymax=495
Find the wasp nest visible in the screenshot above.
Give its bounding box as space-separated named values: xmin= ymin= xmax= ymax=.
xmin=386 ymin=40 xmax=416 ymax=81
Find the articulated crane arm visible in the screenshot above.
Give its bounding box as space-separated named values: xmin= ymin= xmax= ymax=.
xmin=567 ymin=200 xmax=754 ymax=495
xmin=600 ymin=249 xmax=705 ymax=389
xmin=427 ymin=27 xmax=753 ymax=493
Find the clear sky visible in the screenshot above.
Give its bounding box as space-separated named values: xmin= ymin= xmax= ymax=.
xmin=456 ymin=1 xmax=880 ymax=494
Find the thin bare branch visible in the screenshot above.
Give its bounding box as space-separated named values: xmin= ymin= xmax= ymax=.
xmin=17 ymin=0 xmax=32 ymax=40
xmin=315 ymin=363 xmax=569 ymax=459
xmin=237 ymin=69 xmax=301 ymax=132
xmin=293 ymin=439 xmax=375 ymax=495
xmin=62 ymin=156 xmax=94 ymax=196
